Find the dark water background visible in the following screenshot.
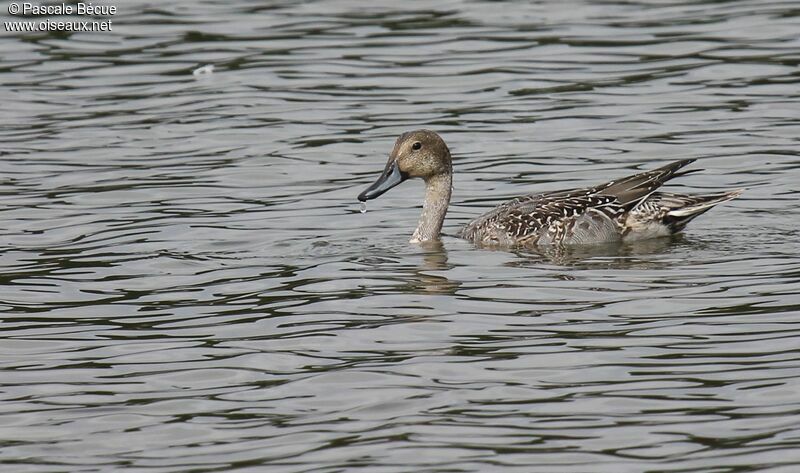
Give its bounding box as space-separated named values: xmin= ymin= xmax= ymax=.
xmin=1 ymin=1 xmax=799 ymax=471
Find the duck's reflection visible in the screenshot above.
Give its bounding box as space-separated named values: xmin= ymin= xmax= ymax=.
xmin=504 ymin=234 xmax=686 ymax=269
xmin=405 ymin=240 xmax=460 ymax=294
xmin=393 ymin=233 xmax=687 ymax=294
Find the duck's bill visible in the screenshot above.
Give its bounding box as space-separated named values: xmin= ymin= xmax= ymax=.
xmin=358 ymin=161 xmax=407 ymax=202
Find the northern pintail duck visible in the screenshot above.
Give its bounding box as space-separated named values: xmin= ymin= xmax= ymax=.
xmin=357 ymin=130 xmax=741 ymax=246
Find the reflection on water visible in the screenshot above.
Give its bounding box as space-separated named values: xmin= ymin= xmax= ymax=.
xmin=1 ymin=0 xmax=800 ymax=471
xmin=492 ymin=235 xmax=683 ymax=268
xmin=408 ymin=240 xmax=460 ymax=294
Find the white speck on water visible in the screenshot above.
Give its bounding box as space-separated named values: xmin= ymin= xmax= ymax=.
xmin=360 ymin=202 xmax=367 ymax=213
xmin=193 ymin=64 xmax=215 ymax=76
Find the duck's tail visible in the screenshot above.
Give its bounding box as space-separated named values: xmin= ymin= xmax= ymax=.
xmin=641 ymin=189 xmax=744 ymax=233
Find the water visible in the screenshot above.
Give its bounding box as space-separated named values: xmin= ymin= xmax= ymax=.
xmin=1 ymin=1 xmax=799 ymax=471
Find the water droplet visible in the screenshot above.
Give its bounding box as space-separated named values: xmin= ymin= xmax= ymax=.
xmin=359 ymin=201 xmax=367 ymax=214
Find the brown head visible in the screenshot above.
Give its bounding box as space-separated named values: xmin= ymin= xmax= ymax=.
xmin=358 ymin=130 xmax=452 ymax=202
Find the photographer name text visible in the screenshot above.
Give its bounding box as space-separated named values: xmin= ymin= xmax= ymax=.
xmin=9 ymin=3 xmax=115 ymax=15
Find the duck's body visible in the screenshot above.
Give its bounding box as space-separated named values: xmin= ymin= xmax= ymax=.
xmin=459 ymin=160 xmax=742 ymax=246
xmin=357 ymin=130 xmax=741 ymax=247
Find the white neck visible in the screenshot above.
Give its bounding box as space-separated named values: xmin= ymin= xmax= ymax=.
xmin=410 ymin=172 xmax=452 ymax=243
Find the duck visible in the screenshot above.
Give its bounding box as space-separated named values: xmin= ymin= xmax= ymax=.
xmin=357 ymin=129 xmax=742 ymax=246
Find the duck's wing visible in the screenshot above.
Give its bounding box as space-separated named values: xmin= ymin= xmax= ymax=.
xmin=595 ymin=158 xmax=697 ymax=206
xmin=460 ymin=188 xmax=620 ymax=245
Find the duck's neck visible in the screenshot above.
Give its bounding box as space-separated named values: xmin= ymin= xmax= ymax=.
xmin=411 ymin=172 xmax=452 ymax=243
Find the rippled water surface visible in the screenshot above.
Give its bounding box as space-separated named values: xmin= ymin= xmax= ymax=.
xmin=2 ymin=1 xmax=800 ymax=471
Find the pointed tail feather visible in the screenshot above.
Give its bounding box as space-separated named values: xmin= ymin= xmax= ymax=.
xmin=663 ymin=189 xmax=743 ymax=231
xmin=666 ymin=189 xmax=743 ymax=217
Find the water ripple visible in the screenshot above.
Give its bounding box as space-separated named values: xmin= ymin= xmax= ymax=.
xmin=1 ymin=0 xmax=799 ymax=472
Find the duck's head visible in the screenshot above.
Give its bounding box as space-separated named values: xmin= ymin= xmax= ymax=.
xmin=358 ymin=129 xmax=451 ymax=202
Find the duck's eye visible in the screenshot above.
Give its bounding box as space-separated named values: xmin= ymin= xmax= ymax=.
xmin=412 ymin=141 xmax=422 ymax=151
